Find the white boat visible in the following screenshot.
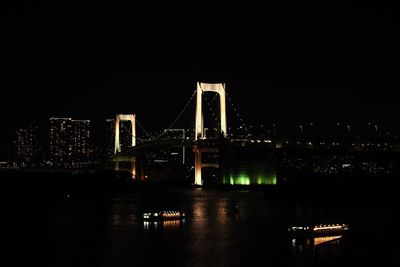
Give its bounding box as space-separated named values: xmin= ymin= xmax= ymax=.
xmin=288 ymin=223 xmax=349 ymax=237
xmin=143 ymin=210 xmax=185 ymax=221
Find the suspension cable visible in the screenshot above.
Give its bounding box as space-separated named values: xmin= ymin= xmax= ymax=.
xmin=220 ymin=84 xmax=251 ymax=135
xmin=130 ymin=90 xmax=196 ymax=141
xmin=135 ymin=118 xmax=152 ymax=137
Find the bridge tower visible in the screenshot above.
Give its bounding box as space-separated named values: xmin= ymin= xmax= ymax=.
xmin=194 ymin=82 xmax=227 ymax=185
xmin=114 ymin=114 xmax=136 ymax=180
xmin=195 ymin=82 xmax=227 ymax=140
xmin=114 ymin=114 xmax=136 ymax=154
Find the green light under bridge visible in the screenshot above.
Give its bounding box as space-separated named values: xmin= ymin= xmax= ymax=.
xmin=227 ymin=175 xmax=277 ymax=185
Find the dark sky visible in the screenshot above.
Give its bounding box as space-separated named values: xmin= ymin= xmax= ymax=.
xmin=1 ymin=2 xmax=400 ymax=157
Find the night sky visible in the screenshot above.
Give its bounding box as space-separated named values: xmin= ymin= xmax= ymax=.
xmin=1 ymin=2 xmax=400 ymax=157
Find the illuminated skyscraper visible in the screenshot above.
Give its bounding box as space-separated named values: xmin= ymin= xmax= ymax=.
xmin=71 ymin=120 xmax=91 ymax=168
xmin=50 ymin=118 xmax=73 ymax=168
xmin=50 ymin=118 xmax=92 ymax=168
xmin=104 ymin=118 xmax=115 ymax=157
xmin=13 ymin=125 xmax=39 ymax=167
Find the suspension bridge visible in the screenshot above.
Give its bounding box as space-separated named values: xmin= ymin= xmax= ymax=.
xmin=110 ymin=82 xmax=273 ymax=186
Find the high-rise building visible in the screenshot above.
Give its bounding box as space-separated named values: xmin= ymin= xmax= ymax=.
xmin=71 ymin=120 xmax=91 ymax=168
xmin=50 ymin=118 xmax=73 ymax=168
xmin=104 ymin=119 xmax=115 ymax=157
xmin=13 ymin=125 xmax=39 ymax=167
xmin=50 ymin=118 xmax=92 ymax=168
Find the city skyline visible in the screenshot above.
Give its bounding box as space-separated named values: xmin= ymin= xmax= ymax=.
xmin=2 ymin=4 xmax=400 ymax=266
xmin=3 ymin=114 xmax=399 ymax=164
xmin=2 ymin=4 xmax=399 ymax=155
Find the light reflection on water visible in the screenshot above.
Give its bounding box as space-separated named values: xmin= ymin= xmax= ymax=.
xmin=216 ymin=198 xmax=229 ymax=225
xmin=49 ymin=187 xmax=399 ymax=266
xmin=290 ymin=234 xmax=347 ymax=265
xmin=143 ymin=219 xmax=185 ymax=231
xmin=111 ymin=214 xmax=137 ymax=226
xmin=291 ymin=235 xmax=344 ymax=248
xmin=313 ymin=235 xmax=343 ymax=246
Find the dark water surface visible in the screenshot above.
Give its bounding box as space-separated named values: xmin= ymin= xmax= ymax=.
xmin=2 ymin=173 xmax=400 ymax=266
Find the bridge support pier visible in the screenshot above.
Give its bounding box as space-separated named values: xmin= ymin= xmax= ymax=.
xmin=194 ymin=145 xmax=220 ymax=186
xmin=194 ymin=148 xmax=202 ymax=185
xmin=114 ymin=156 xmax=136 ymax=180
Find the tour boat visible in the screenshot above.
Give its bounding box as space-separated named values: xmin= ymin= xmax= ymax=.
xmin=143 ymin=210 xmax=185 ymax=221
xmin=288 ymin=223 xmax=349 ymax=237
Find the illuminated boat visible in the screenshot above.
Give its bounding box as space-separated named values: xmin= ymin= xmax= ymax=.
xmin=288 ymin=223 xmax=349 ymax=238
xmin=142 ymin=210 xmax=185 ymax=221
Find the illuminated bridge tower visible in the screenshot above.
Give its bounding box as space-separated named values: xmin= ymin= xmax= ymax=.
xmin=114 ymin=114 xmax=136 ymax=179
xmin=195 ymin=82 xmax=227 ymax=140
xmin=114 ymin=114 xmax=136 ymax=154
xmin=194 ymin=82 xmax=227 ymax=185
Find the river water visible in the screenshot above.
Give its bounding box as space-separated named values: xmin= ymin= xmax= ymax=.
xmin=2 ymin=172 xmax=400 ymax=267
